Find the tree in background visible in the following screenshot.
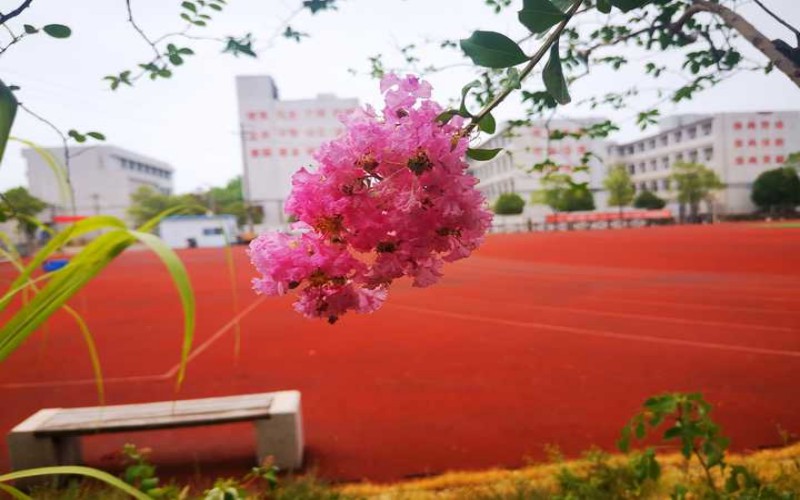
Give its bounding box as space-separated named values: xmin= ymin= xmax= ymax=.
xmin=0 ymin=187 xmax=47 ymax=245
xmin=534 ymin=173 xmax=595 ymax=213
xmin=633 ymin=190 xmax=667 ymax=210
xmin=127 ymin=186 xmax=205 ymax=228
xmin=670 ymin=162 xmax=723 ymax=222
xmin=751 ymin=166 xmax=800 ymax=215
xmin=603 ymin=165 xmax=635 ymax=216
xmin=205 ymin=177 xmax=264 ymax=227
xmin=493 ymin=192 xmax=525 ymax=215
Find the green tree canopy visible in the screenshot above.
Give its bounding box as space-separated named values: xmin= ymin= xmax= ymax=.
xmin=670 ymin=162 xmax=723 ymax=221
xmin=603 ymin=165 xmax=635 ymax=214
xmin=0 ymin=186 xmax=48 ymax=241
xmin=751 ymin=166 xmax=800 ymax=214
xmin=493 ymin=192 xmax=525 ymax=215
xmin=633 ymin=190 xmax=666 ymax=210
xmin=205 ymin=176 xmax=263 ymax=227
xmin=127 ymin=186 xmax=205 ymax=228
xmin=533 ymin=173 xmax=595 ymax=213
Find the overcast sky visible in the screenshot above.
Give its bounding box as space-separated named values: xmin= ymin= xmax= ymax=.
xmin=1 ymin=0 xmax=798 ymax=194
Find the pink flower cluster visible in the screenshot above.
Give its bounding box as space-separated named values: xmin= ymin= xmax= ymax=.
xmin=249 ymin=74 xmax=492 ymax=323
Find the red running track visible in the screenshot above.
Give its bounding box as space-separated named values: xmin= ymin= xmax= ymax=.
xmin=0 ymin=223 xmax=799 ymax=483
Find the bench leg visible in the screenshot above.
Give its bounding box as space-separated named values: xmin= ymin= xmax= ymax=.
xmin=7 ymin=432 xmax=82 ymax=489
xmin=254 ymin=411 xmax=303 ymax=471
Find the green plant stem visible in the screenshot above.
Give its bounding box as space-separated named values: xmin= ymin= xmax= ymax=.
xmin=463 ymin=0 xmax=584 ymax=136
xmin=693 ymin=446 xmax=718 ymax=493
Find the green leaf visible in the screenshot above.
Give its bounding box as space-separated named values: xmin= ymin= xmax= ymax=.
xmin=436 ymin=110 xmax=458 ymax=124
xmin=181 ymin=1 xmax=197 ymax=12
xmin=23 ymin=24 xmax=37 ymax=34
xmin=0 ymin=466 xmax=150 ymax=500
xmin=459 ymin=80 xmax=481 ymax=116
xmin=0 ymin=482 xmax=30 ymax=500
xmin=0 ymin=80 xmax=19 ymax=165
xmin=478 ymin=113 xmax=496 ymax=134
xmin=467 ymin=147 xmax=502 ymax=161
xmin=67 ymin=129 xmax=86 ymax=143
xmin=209 ymin=2 xmax=223 ymax=10
xmin=635 ymin=419 xmax=646 ymax=439
xmin=542 ymin=39 xmax=571 ymax=104
xmin=169 ymin=54 xmax=184 ymax=65
xmin=596 ymin=0 xmax=612 ymax=13
xmin=618 ymin=424 xmax=632 ymax=452
xmin=86 ymin=131 xmax=106 ymax=141
xmin=609 ymin=0 xmax=652 ymax=12
xmin=518 ymin=0 xmax=565 ymax=34
xmin=178 ymin=47 xmax=195 ymax=55
xmin=42 ymin=24 xmax=71 ymax=38
xmin=460 ymin=31 xmax=528 ymax=68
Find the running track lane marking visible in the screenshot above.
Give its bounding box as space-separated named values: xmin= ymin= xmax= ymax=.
xmin=437 ymin=293 xmax=795 ymax=333
xmin=389 ymin=304 xmax=800 ymax=359
xmin=0 ymin=297 xmax=267 ymax=389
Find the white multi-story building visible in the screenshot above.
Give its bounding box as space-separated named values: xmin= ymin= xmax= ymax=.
xmin=607 ymin=111 xmax=800 ymax=214
xmin=22 ymin=145 xmax=174 ymax=223
xmin=467 ymin=118 xmax=611 ymax=220
xmin=235 ymin=75 xmax=359 ymax=229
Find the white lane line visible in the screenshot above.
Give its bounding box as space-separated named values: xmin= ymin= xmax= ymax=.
xmin=0 ymin=297 xmax=267 ymax=390
xmin=435 ymin=293 xmax=795 ymax=333
xmin=389 ymin=304 xmax=800 ymax=359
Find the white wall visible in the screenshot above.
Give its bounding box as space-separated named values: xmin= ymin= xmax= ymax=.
xmin=236 ymin=75 xmax=358 ymax=230
xmin=159 ymin=216 xmax=238 ymax=248
xmin=22 ymin=145 xmax=174 ymax=224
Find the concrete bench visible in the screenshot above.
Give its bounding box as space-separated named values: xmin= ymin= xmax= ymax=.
xmin=7 ymin=391 xmax=303 ymax=476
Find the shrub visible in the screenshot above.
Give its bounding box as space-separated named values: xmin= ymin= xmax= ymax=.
xmin=493 ymin=192 xmax=525 ymax=215
xmin=751 ymin=167 xmax=800 ymax=214
xmin=633 ymin=190 xmax=666 ymax=210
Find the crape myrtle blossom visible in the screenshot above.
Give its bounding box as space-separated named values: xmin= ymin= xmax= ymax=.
xmin=248 ymin=74 xmax=492 ymax=323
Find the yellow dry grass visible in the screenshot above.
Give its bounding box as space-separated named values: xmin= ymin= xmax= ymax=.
xmin=337 ymin=443 xmax=800 ymax=499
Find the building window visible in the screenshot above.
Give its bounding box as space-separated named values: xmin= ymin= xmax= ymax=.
xmin=687 ymin=127 xmax=697 ymax=140
xmin=701 ymin=123 xmax=712 ymax=135
xmin=661 ymin=178 xmax=670 ymax=190
xmin=704 ymin=148 xmax=713 ymax=161
xmin=734 ymin=139 xmax=743 ymax=148
xmin=763 ymin=155 xmax=772 ymax=164
xmin=776 ymin=138 xmax=785 ymax=146
xmin=628 ymin=164 xmax=635 ymax=175
xmin=674 ymin=131 xmax=682 ymax=142
xmin=660 ymin=135 xmax=668 ymax=146
xmin=762 ymin=138 xmax=771 ymax=147
xmin=776 ymin=121 xmax=784 ymax=129
xmin=735 ymin=157 xmax=744 ymax=165
xmin=202 ymin=228 xmax=224 ymax=236
xmin=747 ymin=121 xmax=756 ymax=129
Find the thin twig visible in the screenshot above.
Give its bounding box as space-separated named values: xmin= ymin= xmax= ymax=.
xmin=464 ymin=0 xmax=585 ymax=135
xmin=125 ymin=0 xmax=161 ymax=60
xmin=17 ymin=102 xmax=77 ymax=216
xmin=0 ymin=0 xmax=33 ymax=25
xmin=751 ymin=0 xmax=800 ymax=41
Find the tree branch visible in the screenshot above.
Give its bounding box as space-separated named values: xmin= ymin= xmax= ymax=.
xmin=0 ymin=0 xmax=33 ymax=25
xmin=692 ymin=0 xmax=800 ymax=88
xmin=464 ymin=0 xmax=584 ymax=135
xmin=751 ymin=0 xmax=800 ymax=44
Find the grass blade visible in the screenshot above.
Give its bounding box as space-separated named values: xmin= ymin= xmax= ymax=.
xmin=0 ymin=466 xmax=151 ymax=500
xmin=1 ymin=215 xmax=127 ymax=311
xmin=0 ymin=482 xmax=30 ymax=500
xmin=128 ymin=230 xmax=195 ymax=388
xmin=9 ymin=137 xmax=72 ymax=208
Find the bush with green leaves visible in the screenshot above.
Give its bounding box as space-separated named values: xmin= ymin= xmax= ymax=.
xmin=751 ymin=166 xmax=800 ymax=215
xmin=493 ymin=192 xmax=526 ymax=215
xmin=633 ymin=190 xmax=666 ymax=210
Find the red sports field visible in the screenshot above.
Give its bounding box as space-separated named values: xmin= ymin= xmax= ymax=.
xmin=1 ymin=223 xmax=799 ymax=483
